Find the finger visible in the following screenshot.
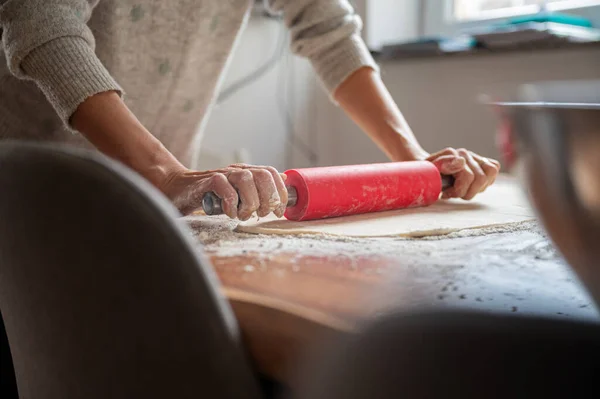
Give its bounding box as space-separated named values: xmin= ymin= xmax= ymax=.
xmin=427 ymin=147 xmax=459 ymax=160
xmin=443 ymin=153 xmax=475 ymax=200
xmin=228 ymin=164 xmax=288 ymax=217
xmin=249 ymin=168 xmax=281 ymax=218
xmin=472 ymin=154 xmax=500 ymax=192
xmin=460 ymin=150 xmax=487 ymax=200
xmin=207 ymin=173 xmax=239 ymax=219
xmin=429 ymin=154 xmax=467 ymax=175
xmin=485 ymin=159 xmax=500 ymax=188
xmin=255 ymin=166 xmax=287 ymax=217
xmin=487 ymin=157 xmax=501 ymax=169
xmin=265 ymin=168 xmax=288 ymax=217
xmin=229 ymin=163 xmax=252 ymax=169
xmin=217 ymin=163 xmax=254 ymax=175
xmin=228 ymin=169 xmax=259 ymax=221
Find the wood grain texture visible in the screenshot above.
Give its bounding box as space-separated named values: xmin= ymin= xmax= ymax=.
xmin=210 ymin=252 xmax=380 ymax=384
xmin=207 ymin=248 xmax=596 ymax=383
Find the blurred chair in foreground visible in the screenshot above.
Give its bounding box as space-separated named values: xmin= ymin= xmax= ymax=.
xmin=298 ymin=310 xmax=600 ymax=399
xmin=0 ymin=142 xmax=261 ymax=399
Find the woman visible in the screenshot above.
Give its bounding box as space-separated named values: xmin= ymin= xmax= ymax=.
xmin=0 ymin=0 xmax=500 ymax=220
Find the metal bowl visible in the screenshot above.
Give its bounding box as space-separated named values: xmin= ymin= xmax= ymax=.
xmin=495 ymin=80 xmax=600 ymax=306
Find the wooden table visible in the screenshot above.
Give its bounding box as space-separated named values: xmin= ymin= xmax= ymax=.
xmin=187 ymin=215 xmax=598 ymax=384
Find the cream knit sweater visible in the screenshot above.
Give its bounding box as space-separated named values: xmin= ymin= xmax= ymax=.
xmin=0 ymin=0 xmax=377 ymax=166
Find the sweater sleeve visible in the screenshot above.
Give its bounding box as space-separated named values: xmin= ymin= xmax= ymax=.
xmin=267 ymin=0 xmax=379 ymax=96
xmin=0 ymin=0 xmax=122 ymax=125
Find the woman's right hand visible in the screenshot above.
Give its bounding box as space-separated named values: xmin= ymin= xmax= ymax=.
xmin=70 ymin=92 xmax=288 ymax=220
xmin=159 ymin=164 xmax=288 ymax=219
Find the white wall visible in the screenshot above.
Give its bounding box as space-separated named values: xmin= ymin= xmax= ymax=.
xmin=314 ymin=46 xmax=600 ymax=166
xmin=199 ymin=14 xmax=319 ymax=171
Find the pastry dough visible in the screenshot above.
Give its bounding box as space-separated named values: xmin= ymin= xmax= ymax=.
xmin=236 ymin=177 xmax=535 ymax=238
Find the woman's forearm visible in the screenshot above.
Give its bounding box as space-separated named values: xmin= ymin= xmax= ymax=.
xmin=70 ymin=91 xmax=289 ymax=218
xmin=333 ymin=67 xmax=428 ymax=162
xmin=71 ymin=91 xmax=184 ymax=187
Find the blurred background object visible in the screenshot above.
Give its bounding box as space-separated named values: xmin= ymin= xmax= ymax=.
xmin=496 ymin=80 xmax=600 ymax=305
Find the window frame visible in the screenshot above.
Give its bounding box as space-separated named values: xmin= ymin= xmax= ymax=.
xmin=424 ymin=0 xmax=600 ymax=36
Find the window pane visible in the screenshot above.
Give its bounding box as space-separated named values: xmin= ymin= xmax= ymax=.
xmin=454 ymin=0 xmax=600 ymax=21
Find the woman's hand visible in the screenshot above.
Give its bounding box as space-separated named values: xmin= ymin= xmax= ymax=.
xmin=333 ymin=68 xmax=501 ymax=201
xmin=71 ymin=92 xmax=288 ymax=219
xmin=159 ymin=164 xmax=288 ymax=219
xmin=427 ymin=148 xmax=501 ymax=200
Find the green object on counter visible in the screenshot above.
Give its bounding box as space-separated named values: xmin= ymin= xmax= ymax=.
xmin=505 ymin=12 xmax=593 ymax=28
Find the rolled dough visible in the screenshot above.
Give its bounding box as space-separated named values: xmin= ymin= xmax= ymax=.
xmin=236 ymin=177 xmax=536 ymax=238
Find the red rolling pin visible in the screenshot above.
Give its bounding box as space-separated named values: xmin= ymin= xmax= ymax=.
xmin=202 ymin=161 xmax=454 ymax=221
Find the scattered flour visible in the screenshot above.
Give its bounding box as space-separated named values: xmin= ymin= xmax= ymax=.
xmin=184 ymin=215 xmax=555 ymax=264
xmin=183 ymin=215 xmax=598 ymax=320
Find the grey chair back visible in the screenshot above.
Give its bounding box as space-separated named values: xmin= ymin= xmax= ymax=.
xmin=0 ymin=143 xmax=260 ymax=399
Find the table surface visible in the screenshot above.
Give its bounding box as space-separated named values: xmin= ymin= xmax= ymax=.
xmin=186 ymin=194 xmax=598 ymax=383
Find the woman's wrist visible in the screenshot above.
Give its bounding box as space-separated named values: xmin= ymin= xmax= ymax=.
xmin=376 ymin=123 xmax=429 ymax=162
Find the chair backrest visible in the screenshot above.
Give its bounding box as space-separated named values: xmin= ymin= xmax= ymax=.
xmin=0 ymin=142 xmax=260 ymax=399
xmin=297 ymin=310 xmax=600 ymax=398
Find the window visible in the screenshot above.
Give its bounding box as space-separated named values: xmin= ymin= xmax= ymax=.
xmin=453 ymin=0 xmax=600 ymax=22
xmin=423 ymin=0 xmax=600 ymax=36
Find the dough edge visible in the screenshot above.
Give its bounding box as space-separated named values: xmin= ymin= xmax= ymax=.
xmin=235 ymin=218 xmax=537 ymax=238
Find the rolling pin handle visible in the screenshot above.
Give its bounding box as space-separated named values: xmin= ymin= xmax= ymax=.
xmin=287 ymin=186 xmax=298 ymax=207
xmin=441 ymin=174 xmax=455 ymax=191
xmin=202 ymin=186 xmax=298 ymax=216
xmin=202 ymin=192 xmax=223 ymax=216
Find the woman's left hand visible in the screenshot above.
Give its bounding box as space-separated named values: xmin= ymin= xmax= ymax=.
xmin=426 ymin=148 xmax=501 ymax=200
